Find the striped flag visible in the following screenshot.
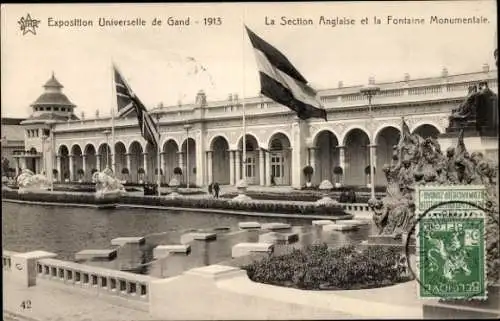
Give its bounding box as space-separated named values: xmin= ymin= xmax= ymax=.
xmin=113 ymin=65 xmax=160 ymax=148
xmin=245 ymin=27 xmax=327 ymax=121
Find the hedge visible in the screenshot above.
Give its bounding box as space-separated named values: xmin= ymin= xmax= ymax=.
xmin=243 ymin=243 xmax=412 ymax=290
xmin=221 ymin=190 xmax=385 ymax=203
xmin=1 ymin=189 xmax=351 ymax=217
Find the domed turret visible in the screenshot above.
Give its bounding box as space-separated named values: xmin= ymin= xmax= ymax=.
xmin=27 ymin=72 xmax=78 ymax=122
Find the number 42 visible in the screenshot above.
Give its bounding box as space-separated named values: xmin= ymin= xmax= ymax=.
xmin=20 ymin=300 xmax=32 ymax=309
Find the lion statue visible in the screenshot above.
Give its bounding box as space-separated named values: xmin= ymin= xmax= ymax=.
xmin=16 ymin=169 xmax=50 ymax=192
xmin=92 ymin=167 xmax=126 ymax=198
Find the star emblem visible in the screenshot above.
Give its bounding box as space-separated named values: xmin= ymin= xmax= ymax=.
xmin=18 ymin=14 xmax=41 ymax=36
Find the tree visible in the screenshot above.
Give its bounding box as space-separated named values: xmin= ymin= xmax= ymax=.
xmin=1 ymin=158 xmax=10 ymax=177
xmin=121 ymin=168 xmax=129 ymax=175
xmin=173 ymin=167 xmax=182 ymax=175
xmin=303 ymin=165 xmax=314 ymax=183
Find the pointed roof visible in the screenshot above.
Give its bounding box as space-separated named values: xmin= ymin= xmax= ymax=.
xmin=43 ymin=72 xmax=63 ymax=89
xmin=31 ymin=72 xmax=75 ymax=107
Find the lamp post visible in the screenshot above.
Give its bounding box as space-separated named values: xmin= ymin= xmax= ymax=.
xmin=45 ymin=120 xmax=57 ymax=192
xmin=360 ymin=83 xmax=380 ymax=200
xmin=183 ymin=124 xmax=192 ymax=189
xmin=41 ymin=135 xmax=48 ymax=176
xmin=103 ymin=129 xmax=111 ymax=169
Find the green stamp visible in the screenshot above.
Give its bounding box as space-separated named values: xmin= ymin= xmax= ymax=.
xmin=415 ymin=185 xmax=487 ymax=300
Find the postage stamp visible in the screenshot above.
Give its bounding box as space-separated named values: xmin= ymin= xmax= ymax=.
xmin=415 ymin=185 xmax=487 ymax=300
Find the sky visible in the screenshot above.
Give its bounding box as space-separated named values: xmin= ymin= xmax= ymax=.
xmin=1 ymin=1 xmax=497 ymax=118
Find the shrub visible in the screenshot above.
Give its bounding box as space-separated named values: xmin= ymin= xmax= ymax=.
xmin=77 ymin=169 xmax=85 ymax=176
xmin=303 ymin=165 xmax=314 ymax=182
xmin=364 ymin=166 xmax=375 ymax=175
xmin=137 ymin=168 xmax=145 ymax=175
xmin=242 ymin=244 xmax=411 ymax=290
xmin=121 ymin=168 xmax=129 ymax=175
xmin=154 ymin=168 xmax=163 ymax=175
xmin=173 ymin=167 xmax=182 ymax=175
xmin=333 ymin=166 xmax=343 ymax=175
xmin=90 ymin=168 xmax=98 ymax=175
xmin=52 ymin=169 xmax=58 ymax=176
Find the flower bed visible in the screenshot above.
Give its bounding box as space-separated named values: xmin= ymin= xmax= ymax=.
xmin=242 ymin=244 xmax=412 ymax=290
xmin=1 ymin=189 xmax=350 ymax=217
xmin=221 ymin=190 xmax=385 ymax=203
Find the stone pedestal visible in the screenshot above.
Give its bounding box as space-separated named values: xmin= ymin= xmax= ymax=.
xmin=422 ymin=284 xmax=500 ymax=319
xmin=361 ymin=234 xmax=416 ymax=254
xmin=11 ymin=251 xmax=57 ymax=287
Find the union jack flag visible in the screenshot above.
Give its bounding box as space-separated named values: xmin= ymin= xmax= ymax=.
xmin=113 ymin=65 xmax=160 ymax=148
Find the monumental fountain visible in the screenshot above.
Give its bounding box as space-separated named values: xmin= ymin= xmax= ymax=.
xmin=368 ymin=85 xmax=499 ymax=285
xmin=92 ymin=167 xmax=127 ymax=207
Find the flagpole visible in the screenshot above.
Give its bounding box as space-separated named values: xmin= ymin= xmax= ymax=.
xmin=157 ymin=115 xmax=161 ymax=197
xmin=110 ymin=61 xmax=116 ymax=174
xmin=241 ymin=13 xmax=247 ymax=186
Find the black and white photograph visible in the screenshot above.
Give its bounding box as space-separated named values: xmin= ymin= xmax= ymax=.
xmin=1 ymin=1 xmax=498 ymax=320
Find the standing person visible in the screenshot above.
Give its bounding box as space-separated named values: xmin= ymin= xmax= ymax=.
xmin=208 ymin=182 xmax=213 ymax=197
xmin=213 ymin=182 xmax=220 ymax=198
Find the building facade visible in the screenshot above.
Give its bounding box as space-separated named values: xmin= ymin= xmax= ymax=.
xmin=1 ymin=118 xmax=26 ymax=176
xmin=15 ymin=65 xmax=498 ymax=188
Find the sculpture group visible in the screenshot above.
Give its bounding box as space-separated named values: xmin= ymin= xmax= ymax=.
xmin=16 ymin=168 xmax=50 ymax=192
xmin=369 ymin=86 xmax=499 ymax=283
xmin=93 ymin=167 xmax=126 ymax=198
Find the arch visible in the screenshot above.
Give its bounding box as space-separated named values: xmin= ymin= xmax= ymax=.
xmin=313 ymin=130 xmax=340 ymax=185
xmin=129 ymin=141 xmax=144 ymax=183
xmin=115 ymin=142 xmax=127 ymax=180
xmin=163 ymin=139 xmax=179 ymax=183
xmin=374 ymin=125 xmax=400 ymax=144
xmin=236 ymin=132 xmax=261 ymax=150
xmin=181 ymin=138 xmax=196 ymax=186
xmin=83 ymin=144 xmax=97 ymax=180
xmin=211 ymin=136 xmax=230 ymax=184
xmin=57 ymin=145 xmax=69 ymax=155
xmin=71 ymin=145 xmax=83 ymax=181
xmin=268 ymin=132 xmax=292 ymax=186
xmin=412 ymin=123 xmax=441 ymax=139
xmin=209 ymin=134 xmax=230 ymax=151
xmin=375 ymin=126 xmax=401 ymax=186
xmin=341 ymin=126 xmax=370 ymax=146
xmin=161 ymin=137 xmax=180 ymax=151
xmin=145 ymin=142 xmax=158 ymax=183
xmin=236 ymin=134 xmax=260 ymax=185
xmin=83 ymin=143 xmax=96 ymax=155
xmin=344 ymin=128 xmax=370 ymax=186
xmin=57 ymin=145 xmax=70 ymax=181
xmin=97 ymin=143 xmax=111 ymax=171
xmin=312 ymin=128 xmax=339 ymax=147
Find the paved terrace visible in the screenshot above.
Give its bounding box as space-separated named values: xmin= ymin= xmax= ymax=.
xmin=3 ymin=265 xmax=424 ymax=320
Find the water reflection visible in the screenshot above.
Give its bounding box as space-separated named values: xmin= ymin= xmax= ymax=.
xmin=2 ymin=202 xmax=376 ymax=278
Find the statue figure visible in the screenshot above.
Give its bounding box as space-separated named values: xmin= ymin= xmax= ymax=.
xmin=450 ymin=85 xmax=479 ymax=120
xmin=92 ymin=167 xmax=126 ymax=198
xmin=16 ymin=168 xmax=50 ymax=192
xmin=447 ymin=82 xmax=498 ymax=135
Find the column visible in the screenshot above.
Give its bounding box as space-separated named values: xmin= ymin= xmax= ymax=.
xmin=96 ymin=154 xmax=101 ymax=172
xmin=258 ymin=149 xmax=265 ymax=186
xmin=15 ymin=158 xmax=19 ymax=176
xmin=309 ymin=147 xmax=317 ymax=184
xmin=369 ymin=144 xmax=377 ymax=186
xmin=125 ymin=153 xmax=132 ymax=172
xmin=206 ymin=151 xmax=213 ymax=184
xmin=229 ymin=150 xmax=235 ymax=185
xmin=56 ymin=155 xmax=62 ymax=182
xmin=69 ymin=155 xmax=74 ymax=181
xmin=82 ymin=154 xmax=87 ymax=179
xmin=160 ymin=152 xmax=166 ymax=183
xmin=142 ymin=153 xmax=148 ymax=178
xmin=338 ymin=146 xmax=346 ymax=185
xmin=177 ymin=152 xmax=184 ymax=172
xmin=265 ymin=150 xmax=271 ymax=186
xmin=235 ymin=150 xmax=241 ymax=183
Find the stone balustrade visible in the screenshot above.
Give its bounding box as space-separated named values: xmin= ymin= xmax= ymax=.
xmin=36 ymin=258 xmax=158 ymax=302
xmin=2 ymin=250 xmax=19 ymax=271
xmin=340 ymin=203 xmax=371 ymax=213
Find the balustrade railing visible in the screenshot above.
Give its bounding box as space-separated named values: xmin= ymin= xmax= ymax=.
xmin=2 ymin=250 xmax=18 ymax=271
xmin=340 ymin=203 xmax=371 ymax=213
xmin=36 ymin=258 xmax=157 ymax=302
